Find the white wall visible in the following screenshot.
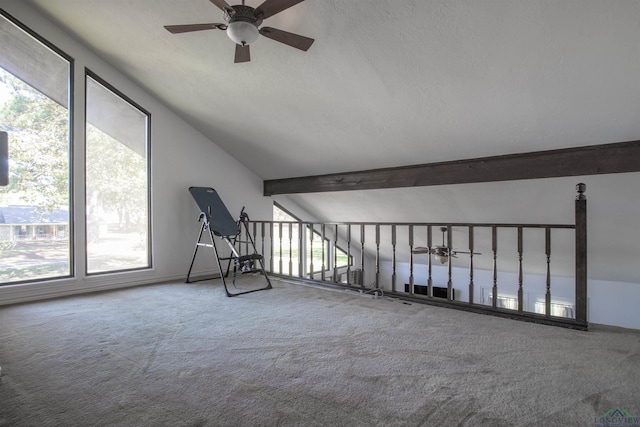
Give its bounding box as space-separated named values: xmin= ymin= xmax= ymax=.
xmin=0 ymin=1 xmax=274 ymax=304
xmin=380 ymin=261 xmax=640 ymax=330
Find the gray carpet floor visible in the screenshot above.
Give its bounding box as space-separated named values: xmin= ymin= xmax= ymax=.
xmin=1 ymin=277 xmax=639 ymax=426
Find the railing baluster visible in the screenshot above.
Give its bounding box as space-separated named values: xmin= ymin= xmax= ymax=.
xmin=391 ymin=225 xmax=397 ymax=293
xmin=309 ymin=225 xmax=314 ymax=278
xmin=321 ymin=224 xmax=326 ymax=281
xmin=261 ymin=222 xmax=265 ymax=268
xmin=545 ymin=227 xmax=551 ymax=316
xmin=375 ymin=224 xmax=380 ymax=288
xmin=517 ymin=226 xmax=524 ymax=312
xmin=269 ymin=222 xmax=274 ymax=272
xmin=288 ymin=222 xmax=293 ymax=276
xmin=409 ymin=225 xmax=414 ymax=295
xmin=278 ymin=222 xmax=283 ymax=275
xmin=360 ymin=224 xmax=365 ymax=288
xmin=245 ymin=222 xmax=249 ymax=255
xmin=469 ymin=225 xmax=474 ymax=304
xmin=427 ymin=225 xmax=433 ymax=298
xmin=298 ymin=222 xmax=303 ymax=278
xmin=346 ymin=224 xmax=351 ymax=285
xmin=492 ymin=226 xmax=498 ymax=308
xmin=447 ymin=226 xmax=453 ymax=301
xmin=333 ymin=224 xmax=339 ymax=282
xmin=252 ymin=222 xmax=256 ymax=256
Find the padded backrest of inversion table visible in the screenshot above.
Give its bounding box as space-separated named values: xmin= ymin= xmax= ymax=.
xmin=189 ymin=187 xmax=239 ymax=237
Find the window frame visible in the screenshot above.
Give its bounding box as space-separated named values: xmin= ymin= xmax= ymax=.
xmin=84 ymin=68 xmax=152 ymax=275
xmin=0 ymin=8 xmax=75 ymax=285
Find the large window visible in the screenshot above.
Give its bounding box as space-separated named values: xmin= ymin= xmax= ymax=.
xmin=85 ymin=72 xmax=150 ymax=274
xmin=0 ymin=11 xmax=151 ymax=285
xmin=0 ymin=11 xmax=72 ymax=284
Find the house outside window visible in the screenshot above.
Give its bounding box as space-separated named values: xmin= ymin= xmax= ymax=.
xmin=0 ymin=11 xmax=72 ymax=284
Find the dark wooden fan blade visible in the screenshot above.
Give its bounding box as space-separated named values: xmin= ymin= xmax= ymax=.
xmin=256 ymin=0 xmax=305 ymax=19
xmin=164 ymin=23 xmax=226 ymax=34
xmin=210 ymin=0 xmax=234 ymax=13
xmin=259 ymin=27 xmax=314 ymax=51
xmin=235 ymin=44 xmax=251 ymax=63
xmin=412 ymin=247 xmax=431 ymax=254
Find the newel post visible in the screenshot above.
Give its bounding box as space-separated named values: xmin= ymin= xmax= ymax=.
xmin=575 ymin=183 xmax=588 ymax=325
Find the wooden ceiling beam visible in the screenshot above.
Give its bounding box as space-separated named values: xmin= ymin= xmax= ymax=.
xmin=263 ymin=140 xmax=640 ymax=196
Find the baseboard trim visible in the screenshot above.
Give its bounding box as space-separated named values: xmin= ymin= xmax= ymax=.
xmin=0 ymin=273 xmax=188 ymax=306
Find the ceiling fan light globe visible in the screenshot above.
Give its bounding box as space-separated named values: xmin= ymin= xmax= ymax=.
xmin=227 ymin=21 xmax=259 ymax=45
xmin=434 ymin=254 xmax=449 ymax=264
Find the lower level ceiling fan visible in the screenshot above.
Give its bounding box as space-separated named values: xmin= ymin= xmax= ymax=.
xmin=164 ymin=0 xmax=314 ymax=63
xmin=413 ymin=227 xmax=482 ymax=264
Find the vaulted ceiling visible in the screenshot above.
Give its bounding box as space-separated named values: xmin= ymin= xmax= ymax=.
xmin=21 ymin=0 xmax=640 ymax=282
xmin=25 ymin=0 xmax=640 ymax=180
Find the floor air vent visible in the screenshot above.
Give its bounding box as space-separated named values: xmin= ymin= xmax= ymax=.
xmin=405 ymin=284 xmax=454 ymax=300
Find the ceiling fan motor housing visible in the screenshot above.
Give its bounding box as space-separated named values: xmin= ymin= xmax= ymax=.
xmin=224 ymin=5 xmax=263 ymax=26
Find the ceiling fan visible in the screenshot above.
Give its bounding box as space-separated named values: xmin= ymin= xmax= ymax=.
xmin=164 ymin=0 xmax=314 ymax=63
xmin=413 ymin=227 xmax=481 ymax=264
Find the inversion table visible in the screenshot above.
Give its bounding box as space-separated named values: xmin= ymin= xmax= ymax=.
xmin=186 ymin=187 xmax=272 ymax=296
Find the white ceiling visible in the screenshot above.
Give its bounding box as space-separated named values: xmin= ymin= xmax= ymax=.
xmin=24 ymin=0 xmax=640 ymax=180
xmin=21 ymin=0 xmax=640 ymax=283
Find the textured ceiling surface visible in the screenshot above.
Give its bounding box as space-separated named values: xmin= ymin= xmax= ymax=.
xmin=24 ymin=0 xmax=640 ymax=180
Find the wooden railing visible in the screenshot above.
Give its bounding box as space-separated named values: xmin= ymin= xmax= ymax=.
xmin=243 ymin=184 xmax=588 ymax=329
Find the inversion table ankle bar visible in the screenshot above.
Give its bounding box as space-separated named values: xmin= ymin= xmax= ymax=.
xmin=186 ymin=187 xmax=272 ymax=296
